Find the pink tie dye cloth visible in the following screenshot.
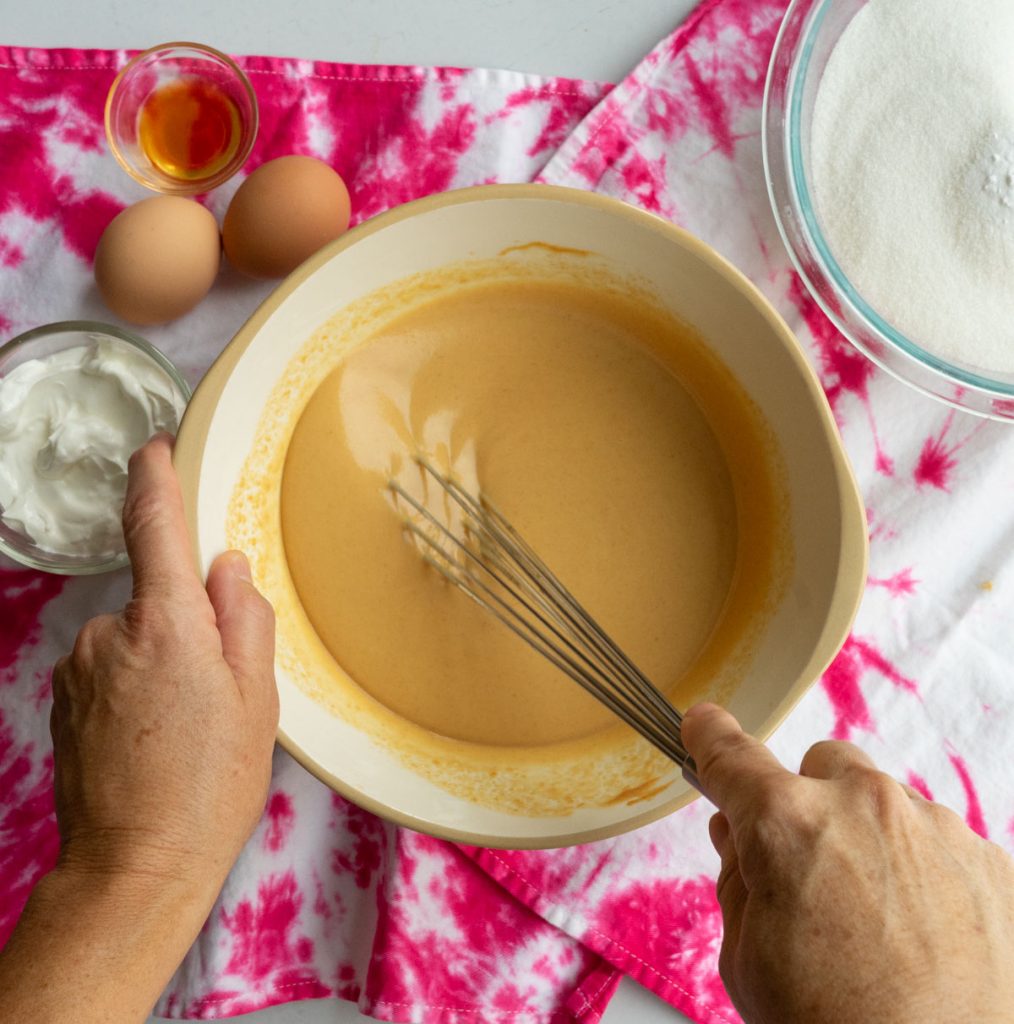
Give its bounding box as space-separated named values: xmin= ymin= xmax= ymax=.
xmin=4 ymin=2 xmax=1014 ymax=1021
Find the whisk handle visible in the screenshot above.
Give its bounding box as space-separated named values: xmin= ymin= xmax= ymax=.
xmin=681 ymin=756 xmax=703 ymax=795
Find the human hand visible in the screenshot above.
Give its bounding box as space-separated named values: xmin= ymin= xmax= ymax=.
xmin=681 ymin=704 xmax=1014 ymax=1024
xmin=0 ymin=434 xmax=279 ymax=1023
xmin=50 ymin=433 xmax=279 ymax=897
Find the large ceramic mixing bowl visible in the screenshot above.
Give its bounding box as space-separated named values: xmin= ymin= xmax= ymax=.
xmin=174 ymin=184 xmax=867 ymax=848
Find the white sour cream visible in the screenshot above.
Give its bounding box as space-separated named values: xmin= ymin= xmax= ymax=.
xmin=0 ymin=336 xmax=188 ymax=557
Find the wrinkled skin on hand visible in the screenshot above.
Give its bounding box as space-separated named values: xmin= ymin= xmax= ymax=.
xmin=0 ymin=434 xmax=280 ymax=1024
xmin=684 ymin=704 xmax=1014 ymax=1024
xmin=50 ymin=434 xmax=279 ymax=895
xmin=682 ymin=704 xmax=1014 ymax=1024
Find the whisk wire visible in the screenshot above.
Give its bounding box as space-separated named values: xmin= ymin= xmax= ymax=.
xmin=413 ymin=458 xmax=688 ymax=739
xmin=396 ymin=495 xmax=646 ymax=717
xmin=399 ymin=522 xmax=685 ymax=760
xmin=418 ymin=464 xmax=662 ymax=698
xmin=390 ymin=459 xmax=699 ymax=780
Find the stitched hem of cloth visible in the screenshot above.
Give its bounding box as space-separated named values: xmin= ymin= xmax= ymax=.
xmin=154 ymin=960 xmax=621 ymax=1023
xmin=361 ymin=961 xmax=619 ymax=1024
xmin=0 ymin=45 xmax=610 ymax=97
xmin=470 ymin=849 xmax=735 ymax=1024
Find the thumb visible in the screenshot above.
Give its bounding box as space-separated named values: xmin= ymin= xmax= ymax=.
xmin=681 ymin=703 xmax=789 ymax=825
xmin=206 ymin=550 xmax=277 ymax=711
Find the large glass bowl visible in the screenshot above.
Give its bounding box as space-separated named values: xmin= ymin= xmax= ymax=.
xmin=763 ymin=0 xmax=1014 ymax=421
xmin=0 ymin=321 xmax=191 ymax=575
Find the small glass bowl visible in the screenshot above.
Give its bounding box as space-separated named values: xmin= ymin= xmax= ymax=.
xmin=0 ymin=322 xmax=191 ymax=576
xmin=764 ymin=0 xmax=1014 ymax=421
xmin=105 ymin=41 xmax=258 ymax=196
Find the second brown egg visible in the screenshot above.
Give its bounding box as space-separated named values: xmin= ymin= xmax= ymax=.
xmin=223 ymin=155 xmax=351 ymax=278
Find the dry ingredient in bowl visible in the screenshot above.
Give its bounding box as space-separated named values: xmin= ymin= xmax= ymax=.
xmin=811 ymin=0 xmax=1014 ymax=374
xmin=0 ymin=337 xmax=187 ymax=557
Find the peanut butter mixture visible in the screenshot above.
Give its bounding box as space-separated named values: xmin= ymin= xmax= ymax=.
xmin=281 ymin=279 xmax=741 ymax=747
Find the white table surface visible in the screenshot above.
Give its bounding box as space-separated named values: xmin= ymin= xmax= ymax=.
xmin=12 ymin=2 xmax=701 ymax=1021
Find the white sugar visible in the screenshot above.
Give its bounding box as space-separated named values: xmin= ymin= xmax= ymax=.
xmin=810 ymin=0 xmax=1014 ymax=374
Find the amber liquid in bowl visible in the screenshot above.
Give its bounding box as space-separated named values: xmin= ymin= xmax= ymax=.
xmin=138 ymin=78 xmax=242 ymax=181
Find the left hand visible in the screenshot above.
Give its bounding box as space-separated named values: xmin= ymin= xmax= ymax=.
xmin=0 ymin=434 xmax=280 ymax=1024
xmin=50 ymin=433 xmax=279 ymax=896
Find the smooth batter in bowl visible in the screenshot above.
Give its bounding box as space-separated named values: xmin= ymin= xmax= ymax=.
xmin=175 ymin=185 xmax=867 ymax=848
xmin=281 ymin=273 xmax=766 ymax=753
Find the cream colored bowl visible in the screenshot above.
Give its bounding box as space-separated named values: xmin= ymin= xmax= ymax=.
xmin=175 ymin=184 xmax=867 ymax=849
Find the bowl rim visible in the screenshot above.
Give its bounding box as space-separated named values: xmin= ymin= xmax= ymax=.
xmin=762 ymin=0 xmax=1014 ymax=413
xmin=0 ymin=319 xmax=192 ymax=575
xmin=174 ymin=182 xmax=869 ymax=847
xmin=104 ymin=40 xmax=259 ymax=196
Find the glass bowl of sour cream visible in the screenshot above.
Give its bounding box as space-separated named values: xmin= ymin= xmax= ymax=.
xmin=0 ymin=321 xmax=191 ymax=574
xmin=764 ymin=0 xmax=1014 ymax=420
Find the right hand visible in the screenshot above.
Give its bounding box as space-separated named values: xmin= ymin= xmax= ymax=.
xmin=681 ymin=703 xmax=1014 ymax=1024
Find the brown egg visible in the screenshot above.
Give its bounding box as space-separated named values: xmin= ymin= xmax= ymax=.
xmin=94 ymin=196 xmax=221 ymax=325
xmin=222 ymin=155 xmax=351 ymax=279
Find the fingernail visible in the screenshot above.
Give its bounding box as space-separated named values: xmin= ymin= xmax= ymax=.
xmin=227 ymin=550 xmax=252 ymax=581
xmin=684 ymin=702 xmax=721 ymax=720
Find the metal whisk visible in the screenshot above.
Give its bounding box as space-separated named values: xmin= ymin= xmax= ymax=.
xmin=389 ymin=456 xmax=699 ymax=789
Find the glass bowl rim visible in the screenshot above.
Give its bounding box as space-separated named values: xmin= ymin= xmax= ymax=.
xmin=0 ymin=319 xmax=192 ymax=575
xmin=764 ymin=0 xmax=1014 ymax=402
xmin=103 ymin=39 xmax=259 ymax=196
